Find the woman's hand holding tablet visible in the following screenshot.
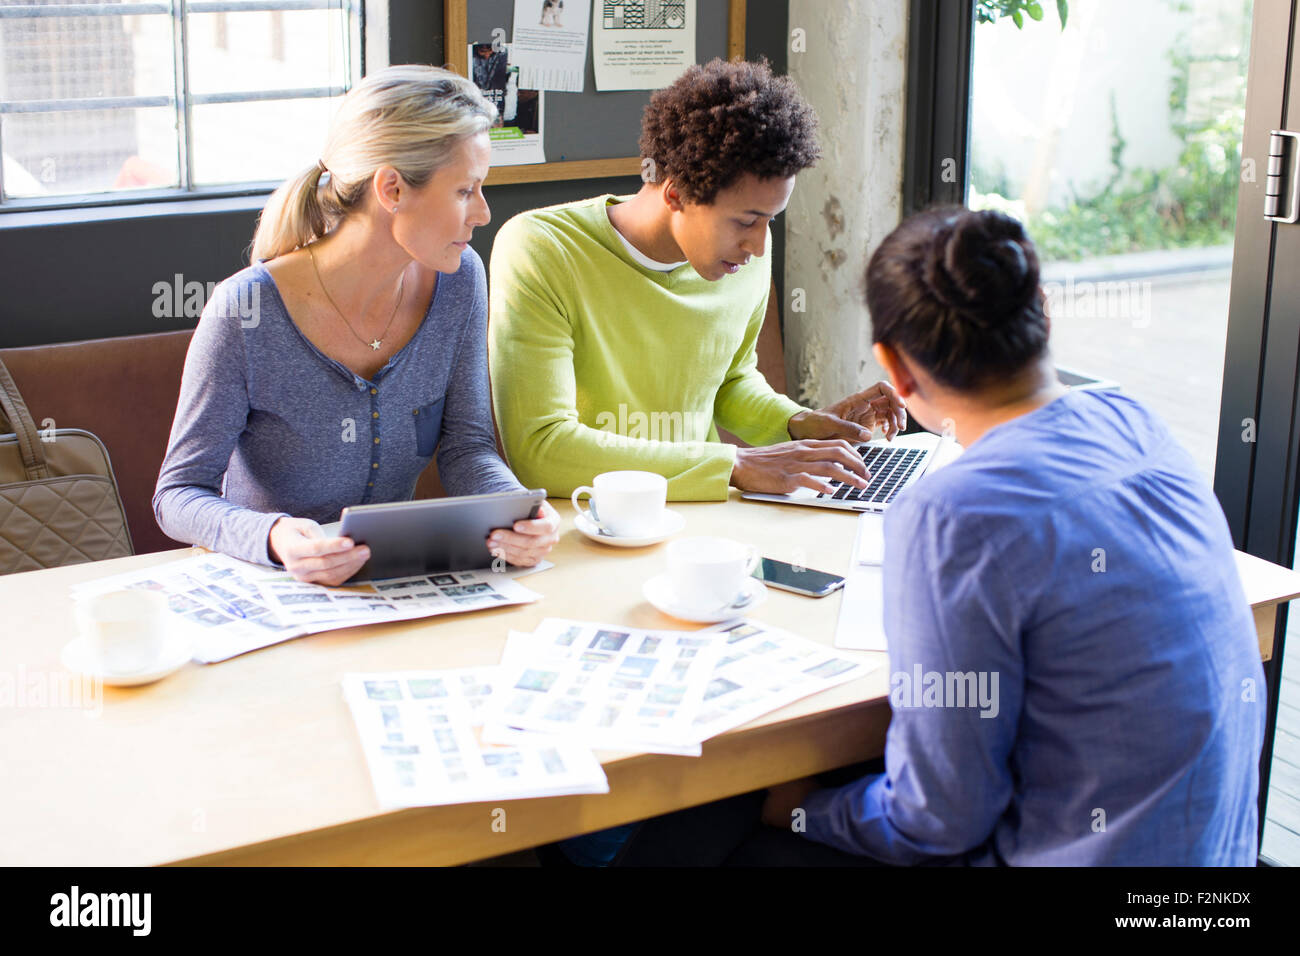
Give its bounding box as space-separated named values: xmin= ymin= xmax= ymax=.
xmin=268 ymin=516 xmax=372 ymax=586
xmin=488 ymin=500 xmax=561 ymax=568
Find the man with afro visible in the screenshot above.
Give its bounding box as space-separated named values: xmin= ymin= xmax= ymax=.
xmin=489 ymin=58 xmax=906 ymax=507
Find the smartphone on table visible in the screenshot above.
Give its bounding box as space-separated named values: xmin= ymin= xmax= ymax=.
xmin=752 ymin=557 xmax=846 ymax=597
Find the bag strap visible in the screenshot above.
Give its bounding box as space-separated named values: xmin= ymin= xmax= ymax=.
xmin=0 ymin=355 xmax=51 ymax=481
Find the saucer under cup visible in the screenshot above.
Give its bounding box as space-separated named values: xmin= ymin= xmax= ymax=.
xmin=74 ymin=589 xmax=170 ymax=674
xmin=571 ymin=470 xmax=667 ymax=538
xmin=574 ymin=508 xmax=685 ymax=546
xmin=666 ymin=536 xmax=760 ymax=612
xmin=643 ymin=573 xmax=766 ymax=623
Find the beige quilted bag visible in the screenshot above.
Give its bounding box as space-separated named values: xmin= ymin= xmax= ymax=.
xmin=0 ymin=356 xmax=133 ymax=574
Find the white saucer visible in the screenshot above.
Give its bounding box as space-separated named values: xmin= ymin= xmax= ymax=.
xmin=642 ymin=573 xmax=767 ymax=623
xmin=60 ymin=632 xmax=193 ymax=687
xmin=574 ymin=509 xmax=686 ymax=547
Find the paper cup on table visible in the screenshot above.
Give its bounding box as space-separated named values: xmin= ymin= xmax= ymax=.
xmin=74 ymin=589 xmax=170 ymax=674
xmin=571 ymin=470 xmax=667 ymax=537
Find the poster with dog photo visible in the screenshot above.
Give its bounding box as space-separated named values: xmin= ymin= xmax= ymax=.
xmin=509 ymin=0 xmax=592 ymax=92
xmin=469 ymin=42 xmax=546 ymax=166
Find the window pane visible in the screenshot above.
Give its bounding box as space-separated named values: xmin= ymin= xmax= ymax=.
xmin=187 ymin=9 xmax=350 ymax=96
xmin=185 ymin=7 xmax=349 ymax=186
xmin=0 ymin=4 xmax=177 ymax=199
xmin=968 ymin=0 xmax=1252 ymax=480
xmin=1 ymin=106 xmax=179 ymax=196
xmin=190 ymin=96 xmax=341 ymax=186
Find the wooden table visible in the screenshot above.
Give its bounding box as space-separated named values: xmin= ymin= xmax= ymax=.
xmin=2 ymin=493 xmax=1298 ymax=866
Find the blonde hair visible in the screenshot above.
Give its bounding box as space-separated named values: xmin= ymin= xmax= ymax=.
xmin=250 ymin=64 xmax=496 ymax=262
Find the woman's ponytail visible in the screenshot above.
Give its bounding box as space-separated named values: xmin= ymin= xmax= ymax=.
xmin=250 ymin=162 xmax=329 ymax=263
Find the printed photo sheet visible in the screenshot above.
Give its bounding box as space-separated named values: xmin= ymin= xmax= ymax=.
xmin=71 ymin=553 xmax=539 ymax=664
xmin=497 ymin=617 xmax=880 ymax=745
xmin=688 ymin=619 xmax=881 ymax=740
xmin=254 ymin=568 xmax=539 ymax=628
xmin=481 ymin=618 xmax=724 ymax=755
xmin=342 ymin=667 xmax=608 ymax=808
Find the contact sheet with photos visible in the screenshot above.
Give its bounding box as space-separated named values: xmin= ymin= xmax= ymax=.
xmin=496 ymin=617 xmax=880 ymax=747
xmin=253 ymin=568 xmax=541 ymax=629
xmin=71 ymin=553 xmax=300 ymax=663
xmin=71 ymin=553 xmax=541 ymax=664
xmin=481 ymin=618 xmax=726 ymax=756
xmin=341 ymin=667 xmax=608 ymax=808
xmin=688 ymin=619 xmax=881 ymax=741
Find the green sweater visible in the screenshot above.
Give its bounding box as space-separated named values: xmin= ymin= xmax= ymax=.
xmin=488 ymin=194 xmax=806 ymax=500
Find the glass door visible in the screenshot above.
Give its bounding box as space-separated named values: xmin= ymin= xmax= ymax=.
xmin=958 ymin=0 xmax=1300 ymax=864
xmin=968 ymin=0 xmax=1251 ymax=480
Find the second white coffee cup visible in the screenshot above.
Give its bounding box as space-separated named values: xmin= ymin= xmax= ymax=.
xmin=74 ymin=589 xmax=170 ymax=674
xmin=572 ymin=470 xmax=667 ymax=537
xmin=666 ymin=536 xmax=759 ymax=611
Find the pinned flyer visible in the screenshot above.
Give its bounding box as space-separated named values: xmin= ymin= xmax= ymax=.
xmin=593 ymin=0 xmax=696 ymax=91
xmin=469 ymin=41 xmax=546 ymax=166
xmin=509 ymin=0 xmax=592 ymax=92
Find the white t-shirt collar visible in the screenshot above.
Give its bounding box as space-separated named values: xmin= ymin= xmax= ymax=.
xmin=606 ymin=203 xmax=687 ymax=272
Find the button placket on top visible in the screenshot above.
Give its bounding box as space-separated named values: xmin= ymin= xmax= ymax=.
xmin=364 ymin=383 xmax=380 ymax=500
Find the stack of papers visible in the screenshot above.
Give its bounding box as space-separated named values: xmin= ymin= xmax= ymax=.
xmin=342 ymin=619 xmax=881 ymax=809
xmin=483 ymin=617 xmax=879 ymax=754
xmin=72 ymin=553 xmax=544 ymax=663
xmin=489 ymin=621 xmax=724 ymax=756
xmin=834 ymin=514 xmax=889 ymax=652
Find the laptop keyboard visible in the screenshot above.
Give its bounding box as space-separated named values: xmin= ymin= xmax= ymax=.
xmin=817 ymin=446 xmax=924 ymax=506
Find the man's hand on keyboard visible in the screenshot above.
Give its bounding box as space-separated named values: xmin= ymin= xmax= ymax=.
xmin=731 ymin=440 xmax=872 ymax=495
xmin=789 ymin=381 xmax=907 ymax=442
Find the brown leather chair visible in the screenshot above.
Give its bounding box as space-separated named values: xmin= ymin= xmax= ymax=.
xmin=0 ymin=330 xmax=458 ymax=555
xmin=1 ymin=331 xmax=196 ymax=556
xmin=0 ymin=284 xmax=787 ymax=555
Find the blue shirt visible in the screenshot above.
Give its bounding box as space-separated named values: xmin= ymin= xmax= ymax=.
xmin=153 ymin=248 xmax=524 ymax=566
xmin=802 ymin=388 xmax=1265 ymax=865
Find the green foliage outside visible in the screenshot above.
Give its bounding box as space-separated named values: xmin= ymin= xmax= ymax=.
xmin=976 ymin=0 xmax=1069 ymax=29
xmin=972 ymin=1 xmax=1248 ymax=262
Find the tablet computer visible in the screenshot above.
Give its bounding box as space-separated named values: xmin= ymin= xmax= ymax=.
xmin=336 ymin=489 xmax=546 ymax=582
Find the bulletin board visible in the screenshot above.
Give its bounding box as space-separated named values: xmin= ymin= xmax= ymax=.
xmin=444 ymin=0 xmax=748 ymax=186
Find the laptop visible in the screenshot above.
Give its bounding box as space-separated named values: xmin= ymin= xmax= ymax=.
xmin=741 ymin=432 xmax=942 ymax=513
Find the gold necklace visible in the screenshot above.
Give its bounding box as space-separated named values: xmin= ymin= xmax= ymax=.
xmin=308 ymin=245 xmax=405 ymax=351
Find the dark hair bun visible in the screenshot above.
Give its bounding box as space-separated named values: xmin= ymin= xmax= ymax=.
xmin=921 ymin=210 xmax=1039 ymax=328
xmin=865 ymin=205 xmax=1049 ymax=391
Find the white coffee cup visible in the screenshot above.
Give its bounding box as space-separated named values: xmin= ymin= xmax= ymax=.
xmin=74 ymin=589 xmax=170 ymax=674
xmin=572 ymin=470 xmax=667 ymax=537
xmin=666 ymin=536 xmax=759 ymax=611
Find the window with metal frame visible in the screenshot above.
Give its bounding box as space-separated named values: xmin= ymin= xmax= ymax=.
xmin=0 ymin=0 xmax=361 ymax=211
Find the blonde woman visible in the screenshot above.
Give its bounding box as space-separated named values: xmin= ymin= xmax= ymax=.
xmin=154 ymin=65 xmax=560 ymax=585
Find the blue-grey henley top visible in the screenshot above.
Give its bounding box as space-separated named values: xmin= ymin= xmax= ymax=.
xmin=153 ymin=247 xmax=524 ymax=566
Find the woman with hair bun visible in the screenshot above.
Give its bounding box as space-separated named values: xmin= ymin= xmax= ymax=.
xmin=756 ymin=206 xmax=1266 ymax=865
xmin=154 ymin=65 xmax=560 ymax=584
